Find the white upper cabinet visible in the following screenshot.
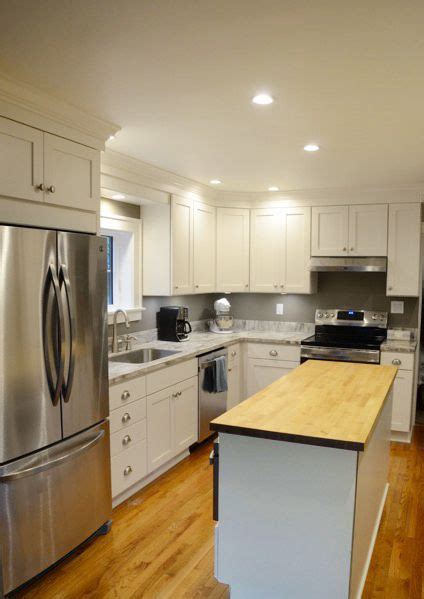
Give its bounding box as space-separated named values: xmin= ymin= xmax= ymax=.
xmin=348 ymin=204 xmax=388 ymax=256
xmin=387 ymin=203 xmax=421 ymax=297
xmin=282 ymin=207 xmax=316 ymax=294
xmin=0 ymin=117 xmax=44 ymax=203
xmin=250 ymin=206 xmax=315 ymax=294
xmin=43 ymin=134 xmax=99 ymax=212
xmin=311 ymin=205 xmax=349 ymax=256
xmin=217 ymin=207 xmax=250 ymax=292
xmin=250 ymin=208 xmax=283 ymax=293
xmin=171 ymin=196 xmax=193 ymax=295
xmin=193 ymin=201 xmax=216 ymax=293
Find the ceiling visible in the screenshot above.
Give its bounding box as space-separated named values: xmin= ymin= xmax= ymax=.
xmin=1 ymin=0 xmax=423 ymax=192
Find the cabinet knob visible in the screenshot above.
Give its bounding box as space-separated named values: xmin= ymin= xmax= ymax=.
xmin=123 ymin=466 xmax=133 ymax=476
xmin=392 ymin=359 xmax=402 ymax=366
xmin=388 ymin=286 xmax=393 ymax=291
xmin=350 ymin=247 xmax=354 ymax=251
xmin=342 ymin=247 xmax=347 ymax=251
xmin=245 ymin=284 xmax=249 ymax=288
xmin=231 ymin=351 xmax=237 ymax=357
xmin=280 ymin=284 xmax=284 ymax=288
xmin=122 ymin=434 xmax=132 ymax=446
xmin=122 ymin=412 xmax=131 ymax=423
xmin=195 ymin=284 xmax=199 ymax=288
xmin=228 ymin=368 xmax=232 ymax=372
xmin=269 ymin=349 xmax=278 ymax=357
xmin=47 ymin=185 xmax=56 ymax=193
xmin=121 ymin=390 xmax=130 ymax=401
xmin=35 ymin=183 xmax=45 ymax=191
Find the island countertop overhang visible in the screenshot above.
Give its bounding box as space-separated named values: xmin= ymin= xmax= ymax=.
xmin=211 ymin=360 xmax=397 ymax=451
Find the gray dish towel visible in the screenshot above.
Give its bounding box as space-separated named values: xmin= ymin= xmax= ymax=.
xmin=214 ymin=355 xmax=228 ymax=393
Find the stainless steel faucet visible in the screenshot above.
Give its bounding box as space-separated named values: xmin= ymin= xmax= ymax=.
xmin=112 ymin=309 xmax=130 ymax=353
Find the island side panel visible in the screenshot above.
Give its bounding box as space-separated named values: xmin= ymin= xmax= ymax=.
xmin=216 ymin=433 xmax=358 ymax=599
xmin=349 ymin=389 xmax=392 ymax=599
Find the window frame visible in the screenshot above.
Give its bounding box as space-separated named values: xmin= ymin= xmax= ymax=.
xmin=100 ymin=214 xmax=143 ymax=324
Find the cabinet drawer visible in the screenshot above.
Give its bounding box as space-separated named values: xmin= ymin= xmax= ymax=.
xmin=228 ymin=344 xmax=241 ymax=366
xmin=109 ymin=376 xmax=146 ymax=411
xmin=110 ymin=420 xmax=147 ymax=457
xmin=380 ymin=352 xmax=414 ymax=371
xmin=109 ymin=399 xmax=146 ymax=433
xmin=146 ymin=358 xmax=198 ymax=395
xmin=247 ymin=343 xmax=300 ymax=362
xmin=111 ymin=439 xmax=147 ymax=497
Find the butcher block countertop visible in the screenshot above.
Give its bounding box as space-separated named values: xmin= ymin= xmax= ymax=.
xmin=211 ymin=360 xmax=397 ymax=451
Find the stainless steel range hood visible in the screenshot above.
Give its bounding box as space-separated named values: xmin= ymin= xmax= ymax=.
xmin=309 ymin=257 xmax=387 ymax=272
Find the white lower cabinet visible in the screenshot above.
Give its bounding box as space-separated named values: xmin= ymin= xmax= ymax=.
xmin=227 ymin=344 xmax=242 ymax=410
xmin=111 ymin=440 xmax=148 ymax=497
xmin=246 ymin=343 xmax=300 ymax=398
xmin=381 ymin=351 xmax=415 ymax=433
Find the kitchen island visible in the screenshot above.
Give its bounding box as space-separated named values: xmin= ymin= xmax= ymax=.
xmin=210 ymin=360 xmax=397 ymax=599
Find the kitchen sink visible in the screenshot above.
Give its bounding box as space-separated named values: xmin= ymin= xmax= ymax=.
xmin=109 ymin=348 xmax=181 ymax=364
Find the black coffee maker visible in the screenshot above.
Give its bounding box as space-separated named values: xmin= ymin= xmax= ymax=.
xmin=157 ymin=306 xmax=192 ymax=342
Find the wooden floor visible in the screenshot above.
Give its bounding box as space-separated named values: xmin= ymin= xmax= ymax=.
xmin=15 ymin=427 xmax=424 ymax=598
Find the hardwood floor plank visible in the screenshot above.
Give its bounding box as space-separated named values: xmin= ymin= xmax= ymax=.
xmin=13 ymin=427 xmax=424 ymax=598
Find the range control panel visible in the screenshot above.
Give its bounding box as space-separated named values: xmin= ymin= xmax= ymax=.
xmin=315 ymin=309 xmax=388 ymax=328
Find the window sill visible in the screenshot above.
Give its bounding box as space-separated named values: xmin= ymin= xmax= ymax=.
xmin=107 ymin=307 xmax=146 ymax=325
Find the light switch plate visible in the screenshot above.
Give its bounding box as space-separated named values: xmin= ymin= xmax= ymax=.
xmin=390 ymin=300 xmax=404 ymax=314
xmin=276 ymin=303 xmax=284 ymax=315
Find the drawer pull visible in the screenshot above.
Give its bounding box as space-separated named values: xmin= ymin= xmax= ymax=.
xmin=122 ymin=412 xmax=131 ymax=424
xmin=269 ymin=350 xmax=278 ymax=357
xmin=121 ymin=390 xmax=131 ymax=401
xmin=123 ymin=466 xmax=132 ymax=476
xmin=392 ymin=359 xmax=402 ymax=366
xmin=122 ymin=435 xmax=132 ymax=446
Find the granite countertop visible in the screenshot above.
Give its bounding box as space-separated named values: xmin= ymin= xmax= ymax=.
xmin=380 ymin=339 xmax=417 ymax=353
xmin=108 ymin=330 xmax=309 ymax=384
xmin=211 ymin=360 xmax=397 ymax=451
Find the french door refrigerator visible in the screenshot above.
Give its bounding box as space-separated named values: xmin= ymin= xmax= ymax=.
xmin=0 ymin=225 xmax=111 ymax=595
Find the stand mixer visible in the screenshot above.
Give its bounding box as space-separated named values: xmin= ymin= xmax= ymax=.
xmin=209 ymin=298 xmax=235 ymax=334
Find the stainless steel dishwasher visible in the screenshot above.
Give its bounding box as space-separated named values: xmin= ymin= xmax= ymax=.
xmin=198 ymin=347 xmax=228 ymax=442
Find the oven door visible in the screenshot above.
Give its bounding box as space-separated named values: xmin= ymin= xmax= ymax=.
xmin=300 ymin=345 xmax=380 ymax=364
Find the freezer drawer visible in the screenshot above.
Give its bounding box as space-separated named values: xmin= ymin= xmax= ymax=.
xmin=0 ymin=422 xmax=112 ymax=594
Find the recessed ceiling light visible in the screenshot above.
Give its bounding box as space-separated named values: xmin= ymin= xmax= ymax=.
xmin=108 ymin=135 xmax=115 ymax=141
xmin=252 ymin=93 xmax=274 ymax=105
xmin=268 ymin=186 xmax=279 ymax=192
xmin=210 ymin=179 xmax=222 ymax=185
xmin=304 ymin=144 xmax=320 ymax=152
xmin=111 ymin=193 xmax=125 ymax=200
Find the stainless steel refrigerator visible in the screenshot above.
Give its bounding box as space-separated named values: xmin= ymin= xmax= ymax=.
xmin=0 ymin=225 xmax=111 ymax=594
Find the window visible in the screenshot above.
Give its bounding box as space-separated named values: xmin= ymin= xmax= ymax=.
xmin=100 ymin=215 xmax=143 ymax=323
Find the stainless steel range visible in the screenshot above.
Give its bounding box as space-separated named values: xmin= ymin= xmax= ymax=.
xmin=301 ymin=309 xmax=388 ymax=364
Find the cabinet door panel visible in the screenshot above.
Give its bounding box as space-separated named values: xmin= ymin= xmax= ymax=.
xmin=387 ymin=203 xmax=421 ymax=297
xmin=43 ymin=133 xmax=99 ymax=211
xmin=250 ymin=208 xmax=283 ymax=292
xmin=0 ymin=117 xmax=43 ymax=202
xmin=147 ymin=389 xmax=174 ymax=472
xmin=391 ymin=370 xmax=413 ymax=432
xmin=283 ymin=207 xmax=315 ymax=293
xmin=348 ymin=204 xmax=388 ymax=256
xmin=227 ymin=361 xmax=241 ymax=410
xmin=171 ymin=196 xmax=193 ymax=294
xmin=311 ymin=206 xmax=348 ymax=256
xmin=217 ymin=208 xmax=250 ymax=292
xmin=246 ymin=358 xmax=298 ymax=397
xmin=174 ymin=377 xmax=198 ymax=452
xmin=193 ymin=202 xmax=216 ymax=293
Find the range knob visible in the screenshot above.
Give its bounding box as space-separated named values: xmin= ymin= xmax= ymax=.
xmin=317 ymin=312 xmax=323 ymax=318
xmin=324 ymin=312 xmax=330 ymax=318
xmin=330 ymin=312 xmax=335 ymax=317
xmin=372 ymin=314 xmax=377 ymax=320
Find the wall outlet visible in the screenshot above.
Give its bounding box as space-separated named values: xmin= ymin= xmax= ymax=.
xmin=390 ymin=300 xmax=404 ymax=314
xmin=276 ymin=303 xmax=284 ymax=315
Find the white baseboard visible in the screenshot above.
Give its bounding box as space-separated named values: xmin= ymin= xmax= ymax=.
xmin=112 ymin=449 xmax=190 ymax=508
xmin=354 ymin=482 xmax=389 ymax=599
xmin=390 ymin=430 xmax=412 ymax=443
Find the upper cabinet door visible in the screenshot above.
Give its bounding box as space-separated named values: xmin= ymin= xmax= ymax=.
xmin=193 ymin=202 xmax=216 ymax=293
xmin=216 ymin=208 xmax=250 ymax=292
xmin=250 ymin=208 xmax=283 ymax=293
xmin=282 ymin=207 xmax=316 ymax=294
xmin=0 ymin=117 xmax=44 ymax=203
xmin=43 ymin=133 xmax=99 ymax=212
xmin=348 ymin=204 xmax=388 ymax=256
xmin=387 ymin=203 xmax=421 ymax=297
xmin=311 ymin=205 xmax=349 ymax=256
xmin=171 ymin=196 xmax=193 ymax=295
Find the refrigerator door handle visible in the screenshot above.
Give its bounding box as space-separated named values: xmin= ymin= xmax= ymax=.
xmin=0 ymin=429 xmax=105 ymax=482
xmin=59 ymin=264 xmax=76 ymax=403
xmin=43 ymin=263 xmax=65 ymax=406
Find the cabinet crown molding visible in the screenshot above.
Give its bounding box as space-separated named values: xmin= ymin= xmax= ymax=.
xmin=0 ymin=73 xmax=119 ymax=150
